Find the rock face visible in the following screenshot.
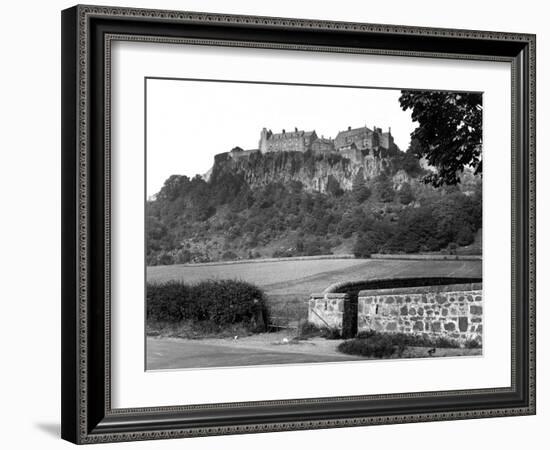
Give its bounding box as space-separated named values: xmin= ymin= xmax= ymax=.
xmin=209 ymin=149 xmax=405 ymax=193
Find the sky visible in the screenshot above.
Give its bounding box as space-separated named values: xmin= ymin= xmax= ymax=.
xmin=146 ymin=78 xmax=417 ymax=197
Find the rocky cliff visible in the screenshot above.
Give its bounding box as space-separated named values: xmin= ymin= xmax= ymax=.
xmin=209 ymin=150 xmax=410 ymax=193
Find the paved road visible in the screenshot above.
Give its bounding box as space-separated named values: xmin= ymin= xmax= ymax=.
xmin=146 ymin=338 xmax=358 ymax=370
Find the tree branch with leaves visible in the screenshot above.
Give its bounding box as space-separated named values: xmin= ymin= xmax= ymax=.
xmin=399 ymin=90 xmax=483 ymax=187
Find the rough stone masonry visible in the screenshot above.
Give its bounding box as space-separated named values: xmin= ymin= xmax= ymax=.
xmin=357 ymin=283 xmax=483 ymax=344
xmin=308 ymin=282 xmax=483 ymax=345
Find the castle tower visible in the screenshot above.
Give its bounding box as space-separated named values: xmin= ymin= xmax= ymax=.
xmin=259 ymin=128 xmax=270 ymax=153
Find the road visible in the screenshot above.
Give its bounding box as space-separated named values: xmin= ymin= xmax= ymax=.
xmin=146 ymin=337 xmax=360 ymax=370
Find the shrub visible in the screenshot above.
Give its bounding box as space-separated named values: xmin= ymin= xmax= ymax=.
xmin=221 ymin=250 xmax=239 ymax=261
xmin=297 ymin=322 xmax=341 ymax=340
xmin=465 ymin=339 xmax=481 ymax=349
xmin=326 ymin=175 xmax=344 ymax=197
xmin=321 ymin=327 xmax=342 ymax=340
xmin=447 ymin=242 xmax=458 ymax=255
xmin=296 ymin=321 xmax=323 ymax=339
xmin=398 ymin=182 xmax=415 ymax=205
xmin=147 ymin=280 xmax=269 ymax=331
xmin=353 ymin=233 xmax=378 ymax=258
xmin=433 ymin=336 xmax=461 ymax=348
xmin=373 ymin=174 xmax=395 ymax=203
xmin=338 ymin=333 xmax=396 ymax=358
xmin=389 ymin=332 xmax=460 ymax=349
xmin=339 ymin=331 xmax=461 ymax=359
xmin=354 ymin=185 xmax=372 ymax=203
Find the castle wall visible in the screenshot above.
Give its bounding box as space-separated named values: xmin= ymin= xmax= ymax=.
xmin=339 ymin=147 xmax=363 ymax=163
xmin=380 ymin=132 xmax=394 ymax=149
xmin=260 ymin=125 xmax=393 ymax=155
xmin=311 ymin=139 xmax=335 ymax=153
xmin=229 ymin=149 xmax=260 ymax=161
xmin=266 ymin=135 xmax=307 ymax=153
xmin=334 ymin=129 xmax=371 ymax=150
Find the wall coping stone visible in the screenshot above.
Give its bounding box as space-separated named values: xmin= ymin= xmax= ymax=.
xmin=324 ymin=277 xmax=482 ymax=294
xmin=311 ymin=293 xmax=349 ymax=299
xmin=358 ymin=283 xmax=482 ymax=297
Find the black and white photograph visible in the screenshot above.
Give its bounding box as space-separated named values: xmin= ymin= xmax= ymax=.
xmin=0 ymin=0 xmax=544 ymax=447
xmin=145 ymin=79 xmax=483 ymax=370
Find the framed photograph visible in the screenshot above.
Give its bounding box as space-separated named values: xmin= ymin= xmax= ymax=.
xmin=61 ymin=5 xmax=536 ymax=444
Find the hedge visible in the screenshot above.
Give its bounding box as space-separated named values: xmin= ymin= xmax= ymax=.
xmin=147 ymin=279 xmax=269 ymax=329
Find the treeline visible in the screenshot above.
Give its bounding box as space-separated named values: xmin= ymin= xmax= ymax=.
xmin=146 ymin=164 xmax=481 ymax=265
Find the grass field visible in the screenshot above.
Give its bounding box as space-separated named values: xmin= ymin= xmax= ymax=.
xmin=147 ymin=258 xmax=482 ymax=324
xmin=147 ymin=258 xmax=481 ymax=294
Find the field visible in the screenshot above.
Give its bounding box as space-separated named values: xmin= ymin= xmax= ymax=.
xmin=147 ymin=257 xmax=482 ymax=326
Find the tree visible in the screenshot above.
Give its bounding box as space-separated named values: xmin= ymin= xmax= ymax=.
xmin=326 ymin=175 xmax=344 ymax=197
xmin=352 ymin=169 xmax=371 ymax=203
xmin=353 ymin=233 xmax=378 ymax=258
xmin=398 ymin=182 xmax=415 ymax=205
xmin=373 ymin=174 xmax=395 ymax=203
xmin=399 ymin=90 xmax=482 ymax=187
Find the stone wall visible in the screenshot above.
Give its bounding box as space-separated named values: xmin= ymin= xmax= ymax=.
xmin=308 ymin=293 xmax=356 ymax=338
xmin=357 ymin=283 xmax=483 ymax=344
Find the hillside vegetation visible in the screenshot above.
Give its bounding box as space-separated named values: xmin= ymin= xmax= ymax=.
xmin=147 ymin=150 xmax=482 ymax=265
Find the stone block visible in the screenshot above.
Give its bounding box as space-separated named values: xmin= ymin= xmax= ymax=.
xmin=386 ymin=321 xmax=398 ymax=331
xmin=458 ymin=317 xmax=468 ymax=332
xmin=444 ymin=322 xmax=456 ymax=331
xmin=470 ymin=305 xmax=483 ymax=315
xmin=400 ymin=305 xmax=408 ymax=315
xmin=413 ymin=321 xmax=424 ymax=331
xmin=431 ymin=321 xmax=441 ymax=332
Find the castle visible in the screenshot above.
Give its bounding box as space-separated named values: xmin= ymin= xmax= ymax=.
xmin=228 ymin=125 xmax=396 ymax=161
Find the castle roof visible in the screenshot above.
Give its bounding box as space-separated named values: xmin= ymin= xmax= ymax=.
xmin=270 ymin=129 xmax=317 ymax=140
xmin=335 ymin=126 xmax=373 ymax=141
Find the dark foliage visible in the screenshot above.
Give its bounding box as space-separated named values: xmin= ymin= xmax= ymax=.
xmin=338 ymin=331 xmax=462 ymax=358
xmin=146 ymin=151 xmax=481 ymax=264
xmin=399 ymin=90 xmax=483 ymax=186
xmin=147 ymin=280 xmax=269 ymax=330
xmin=398 ymin=182 xmax=415 ymax=205
xmin=354 ymin=330 xmax=461 ymax=348
xmin=465 ymin=339 xmax=481 ymax=349
xmin=373 ymin=174 xmax=395 ymax=202
xmin=338 ymin=333 xmax=398 ymax=358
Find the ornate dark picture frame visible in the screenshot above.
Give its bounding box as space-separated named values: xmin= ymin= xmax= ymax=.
xmin=61 ymin=4 xmax=536 ymax=444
